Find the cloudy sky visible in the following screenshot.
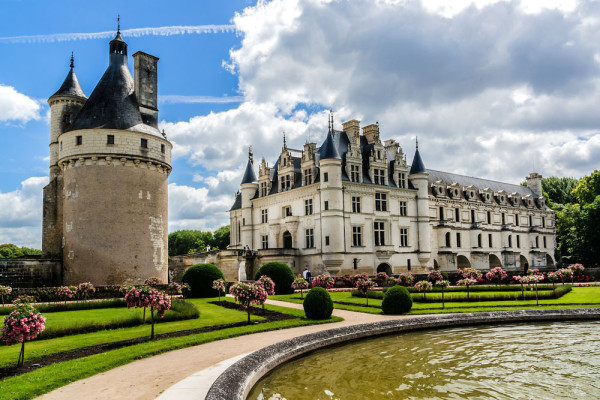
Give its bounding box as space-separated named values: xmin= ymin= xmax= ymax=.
xmin=1 ymin=0 xmax=599 ymax=248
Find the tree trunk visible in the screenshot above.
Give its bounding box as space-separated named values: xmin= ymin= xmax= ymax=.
xmin=143 ymin=307 xmax=146 ymax=323
xmin=150 ymin=307 xmax=155 ymax=339
xmin=17 ymin=340 xmax=25 ymax=367
xmin=535 ymin=283 xmax=539 ymax=306
xmin=247 ymin=305 xmax=251 ymax=324
xmin=442 ymin=289 xmax=445 ymax=309
xmin=466 ymin=285 xmax=470 ymax=300
xmin=366 ymin=292 xmax=369 ymax=306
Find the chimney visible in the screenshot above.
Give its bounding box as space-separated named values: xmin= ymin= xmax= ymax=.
xmin=526 ymin=172 xmax=543 ymax=197
xmin=342 ymin=120 xmax=361 ymax=144
xmin=362 ymin=123 xmax=379 ymax=144
xmin=384 ymin=139 xmax=399 ymax=155
xmin=133 ymin=51 xmax=159 ymax=128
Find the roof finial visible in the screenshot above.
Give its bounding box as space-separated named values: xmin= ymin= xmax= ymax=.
xmin=70 ymin=52 xmax=74 ymax=69
xmin=329 ymin=109 xmax=334 ymax=133
xmin=117 ymin=15 xmax=121 ymax=34
xmin=416 ymin=136 xmax=419 ymax=150
xmin=283 ymin=130 xmax=287 ymax=148
xmin=248 ymin=146 xmax=253 ymax=163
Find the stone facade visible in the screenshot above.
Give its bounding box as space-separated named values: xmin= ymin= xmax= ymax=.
xmin=228 ymin=115 xmax=556 ymax=278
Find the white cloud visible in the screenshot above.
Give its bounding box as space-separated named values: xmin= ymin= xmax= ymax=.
xmin=0 ymin=84 xmax=41 ymax=124
xmin=0 ymin=177 xmax=47 ymax=248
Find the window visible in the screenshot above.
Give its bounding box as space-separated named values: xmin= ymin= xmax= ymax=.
xmin=400 ymin=228 xmax=408 ymax=247
xmin=487 ymin=211 xmax=491 ymax=224
xmin=76 ymin=135 xmax=82 ymax=145
xmin=543 ymin=236 xmax=547 ymax=248
xmin=439 ymin=206 xmax=445 ymax=221
xmin=529 ymin=216 xmax=533 ymax=226
xmin=399 ymin=201 xmax=407 ymax=216
xmin=398 ymin=172 xmax=406 ymax=188
xmin=515 ymin=214 xmax=519 ymax=226
xmin=350 ymin=165 xmax=360 ymax=182
xmin=488 ymin=234 xmax=493 ymax=247
xmin=471 ymin=210 xmax=475 ymax=223
xmin=542 ymin=217 xmax=545 ymax=228
xmin=64 ymin=114 xmax=71 ymax=124
xmin=477 ymin=234 xmax=482 ymax=248
xmin=375 ymin=193 xmax=387 ymax=211
xmin=261 ymin=209 xmax=268 ymax=223
xmin=242 ymin=218 xmax=245 ymax=226
xmin=305 ymin=229 xmax=314 ymax=248
xmin=456 ymin=233 xmax=461 ymax=248
xmin=374 ymin=169 xmax=385 ymax=185
xmin=323 ymin=172 xmax=329 ymax=182
xmin=352 ymin=226 xmax=362 ymax=247
xmin=324 ymin=201 xmax=329 ymax=211
xmin=282 ymin=157 xmax=287 ymax=167
xmin=305 ymin=199 xmax=313 ymax=215
xmin=455 ymin=208 xmax=460 ymax=222
xmin=407 ymin=259 xmax=411 ymax=271
xmin=352 ymin=196 xmax=361 ymax=213
xmin=284 ymin=206 xmax=292 ymax=217
xmin=161 ymin=144 xmax=165 ymax=153
xmin=107 ymin=135 xmax=115 ymax=145
xmin=141 ymin=138 xmax=148 ymax=148
xmin=445 ymin=232 xmax=451 ymax=247
xmin=377 ymin=150 xmax=381 ymax=159
xmin=261 ymin=235 xmax=269 ymax=249
xmin=280 ymin=175 xmax=291 ymax=191
xmin=237 ymin=222 xmax=241 ymax=244
xmin=535 ymin=236 xmax=539 ymax=248
xmin=260 ymin=182 xmax=269 ymax=197
xmin=304 ymin=169 xmax=313 ymax=185
xmin=508 ymin=235 xmax=512 ymax=248
xmin=374 ymin=221 xmax=385 ymax=246
xmin=517 ymin=235 xmax=521 ymax=248
xmin=325 ymin=236 xmax=330 ymax=246
xmin=502 ymin=213 xmax=506 ymax=225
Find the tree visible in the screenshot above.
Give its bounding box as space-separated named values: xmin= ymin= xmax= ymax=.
xmin=572 ymin=170 xmax=600 ymax=205
xmin=213 ymin=225 xmax=230 ymax=250
xmin=168 ymin=227 xmax=230 ymax=256
xmin=555 ymin=203 xmax=585 ymax=264
xmin=1 ymin=297 xmax=46 ymax=367
xmin=541 ymin=176 xmax=579 ymax=206
xmin=0 ymin=244 xmax=41 ymax=259
xmin=125 ymin=286 xmax=171 ymax=339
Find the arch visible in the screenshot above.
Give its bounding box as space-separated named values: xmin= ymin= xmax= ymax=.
xmin=489 ymin=254 xmax=502 ymax=269
xmin=377 ymin=263 xmax=392 ymax=275
xmin=283 ymin=231 xmax=292 ymax=249
xmin=457 ymin=255 xmax=471 ymax=269
xmin=520 ymin=255 xmax=529 ymax=274
xmin=545 ymin=254 xmax=555 ymax=268
xmin=433 ymin=259 xmax=439 ymax=270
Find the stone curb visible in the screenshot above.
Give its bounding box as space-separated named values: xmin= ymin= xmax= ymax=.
xmin=205 ymin=308 xmax=600 ymax=400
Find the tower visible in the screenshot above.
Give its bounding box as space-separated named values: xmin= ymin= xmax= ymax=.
xmin=240 ymin=148 xmax=258 ymax=249
xmin=45 ymin=27 xmax=172 ymax=285
xmin=408 ymin=139 xmax=431 ymax=266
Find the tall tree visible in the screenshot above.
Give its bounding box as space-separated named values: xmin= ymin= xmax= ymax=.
xmin=541 ymin=176 xmax=579 ymax=206
xmin=572 ymin=170 xmax=600 ymax=205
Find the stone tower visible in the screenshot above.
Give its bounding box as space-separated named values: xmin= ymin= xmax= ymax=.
xmin=43 ymin=28 xmax=172 ymax=285
xmin=408 ymin=140 xmax=432 ymax=266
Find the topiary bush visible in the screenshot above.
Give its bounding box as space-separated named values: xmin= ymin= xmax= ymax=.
xmin=303 ymin=287 xmax=333 ymax=319
xmin=254 ymin=262 xmax=295 ymax=294
xmin=382 ymin=285 xmax=413 ymax=315
xmin=182 ymin=263 xmax=225 ymax=298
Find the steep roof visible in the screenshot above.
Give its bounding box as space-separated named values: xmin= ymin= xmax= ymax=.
xmin=241 ymin=160 xmax=257 ymax=184
xmin=50 ymin=58 xmax=87 ymax=100
xmin=319 ymin=130 xmax=341 ymax=160
xmin=409 ymin=148 xmax=426 ymax=174
xmin=427 ymin=169 xmax=536 ymax=196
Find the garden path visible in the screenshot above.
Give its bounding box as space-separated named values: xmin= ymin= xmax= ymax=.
xmin=36 ymin=299 xmax=420 ymax=400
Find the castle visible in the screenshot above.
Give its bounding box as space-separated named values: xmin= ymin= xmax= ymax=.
xmin=41 ymin=27 xmax=172 ymax=285
xmin=229 ymin=112 xmax=556 ymax=277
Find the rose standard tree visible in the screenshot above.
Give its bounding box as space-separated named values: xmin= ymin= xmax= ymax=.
xmin=1 ymin=297 xmax=46 ymax=367
xmin=414 ymin=280 xmax=433 ymax=300
xmin=125 ymin=286 xmax=171 ymax=339
xmin=257 ymin=275 xmax=276 ymax=311
xmin=229 ymin=282 xmax=268 ymax=324
xmin=0 ymin=285 xmax=12 ymax=307
xmin=212 ymin=279 xmax=227 ymax=302
xmin=292 ymin=275 xmax=309 ymax=298
xmin=355 ymin=278 xmax=375 ymax=306
xmin=435 ymin=280 xmax=451 ymax=309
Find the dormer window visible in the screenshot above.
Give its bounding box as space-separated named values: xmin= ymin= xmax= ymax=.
xmin=283 ymin=158 xmax=287 ymax=167
xmin=398 ymin=172 xmax=406 ymax=188
xmin=374 ymin=169 xmax=385 ymax=185
xmin=350 ymin=165 xmax=360 ymax=182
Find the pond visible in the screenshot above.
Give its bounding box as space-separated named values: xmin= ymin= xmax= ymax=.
xmin=249 ymin=321 xmax=600 ymax=399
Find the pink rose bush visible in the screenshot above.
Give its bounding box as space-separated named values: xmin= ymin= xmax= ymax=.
xmin=168 ymin=282 xmax=190 ymax=296
xmin=435 ymin=280 xmax=451 ymax=308
xmin=568 ymin=264 xmax=585 ymax=282
xmin=414 ymin=280 xmax=433 ymax=299
xmin=557 ymin=268 xmax=573 ymax=284
xmin=229 ymin=282 xmax=268 ymax=324
xmin=56 ymin=286 xmax=75 ymax=303
xmin=0 ymin=285 xmax=12 ymax=307
xmin=256 ymin=275 xmax=276 ymax=295
xmin=77 ymin=282 xmax=95 ymax=300
xmin=125 ymin=286 xmax=171 ymax=339
xmin=292 ymin=275 xmax=309 ymax=298
xmin=374 ymin=272 xmax=389 ymax=286
xmin=456 ymin=277 xmax=477 ymax=299
xmin=485 ymin=267 xmax=508 ymax=285
xmin=355 ymin=278 xmax=376 ymax=305
xmin=427 ymin=271 xmax=444 ymax=283
xmin=396 ymin=273 xmax=415 ymax=287
xmin=144 ymin=277 xmax=162 ymax=287
xmin=459 ymin=267 xmax=483 ymax=281
xmin=212 ymin=279 xmax=227 ymax=302
xmin=313 ymin=274 xmax=335 ymax=290
xmin=351 ymin=273 xmax=369 ymax=286
xmin=1 ymin=299 xmax=46 ymax=367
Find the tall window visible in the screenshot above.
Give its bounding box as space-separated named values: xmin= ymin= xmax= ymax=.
xmin=374 ymin=222 xmax=385 ymax=246
xmin=399 ymin=201 xmax=407 ymax=216
xmin=352 ymin=196 xmax=361 ymax=213
xmin=324 ymin=201 xmax=329 ymax=210
xmin=535 ymin=236 xmax=539 ymax=248
xmin=487 ymin=211 xmax=491 ymax=224
xmin=471 ymin=209 xmax=475 ymax=223
xmin=477 ymin=234 xmax=482 ymax=248
xmin=323 ymin=172 xmax=329 ymax=182
xmin=445 ymin=232 xmax=451 ymax=247
xmin=399 ymin=228 xmax=408 ymax=247
xmin=305 ymin=229 xmax=314 ymax=248
xmin=517 ymin=235 xmax=520 ymax=248
xmin=305 ymin=199 xmax=313 ymax=215
xmin=260 ymin=182 xmax=269 ymax=197
xmin=488 ymin=234 xmax=493 ymax=247
xmin=440 ymin=206 xmax=445 ymax=221
xmin=502 ymin=213 xmax=506 ymax=225
xmin=374 ymin=169 xmax=385 ymax=185
xmin=515 ymin=214 xmax=519 ymax=226
xmin=542 ymin=217 xmax=545 ymax=228
xmin=350 ymin=165 xmax=360 ymax=182
xmin=304 ymin=169 xmax=313 ymax=185
xmin=529 ymin=215 xmax=533 ymax=226
xmin=261 ymin=235 xmax=269 ymax=249
xmin=280 ymin=175 xmax=291 ymax=191
xmin=456 ymin=232 xmax=461 ymax=247
xmin=352 ymin=226 xmax=362 ymax=247
xmin=543 ymin=236 xmax=547 ymax=248
xmin=76 ymin=135 xmax=82 ymax=145
xmin=398 ymin=172 xmax=406 ymax=188
xmin=261 ymin=209 xmax=268 ymax=223
xmin=375 ymin=193 xmax=387 ymax=211
xmin=237 ymin=222 xmax=241 ymax=244
xmin=508 ymin=235 xmax=512 ymax=248
xmin=141 ymin=138 xmax=148 ymax=148
xmin=455 ymin=208 xmax=460 ymax=222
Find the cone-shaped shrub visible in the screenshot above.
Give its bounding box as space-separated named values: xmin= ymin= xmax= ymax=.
xmin=382 ymin=285 xmax=413 ymax=315
xmin=255 ymin=262 xmax=295 ymax=294
xmin=303 ymin=287 xmax=333 ymax=319
xmin=182 ymin=263 xmax=225 ymax=298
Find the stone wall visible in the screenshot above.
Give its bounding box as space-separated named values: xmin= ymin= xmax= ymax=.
xmin=0 ymin=258 xmax=62 ymax=288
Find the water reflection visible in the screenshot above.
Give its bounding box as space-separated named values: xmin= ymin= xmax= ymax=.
xmin=249 ymin=321 xmax=600 ymax=400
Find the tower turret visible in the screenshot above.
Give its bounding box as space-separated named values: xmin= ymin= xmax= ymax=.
xmin=240 ymin=148 xmax=258 ymax=249
xmin=408 ymin=138 xmax=431 ymax=266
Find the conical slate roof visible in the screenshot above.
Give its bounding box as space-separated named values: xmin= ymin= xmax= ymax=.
xmin=319 ymin=130 xmax=341 ymax=160
xmin=241 ymin=159 xmax=257 ymax=184
xmin=50 ymin=67 xmax=87 ymax=99
xmin=409 ymin=147 xmax=426 ymax=174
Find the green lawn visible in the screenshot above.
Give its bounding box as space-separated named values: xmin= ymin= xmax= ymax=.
xmin=0 ymin=298 xmax=342 ymax=400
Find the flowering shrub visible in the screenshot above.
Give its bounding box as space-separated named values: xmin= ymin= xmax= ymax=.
xmin=341 ymin=275 xmax=354 ymax=287
xmin=292 ymin=275 xmax=309 ymax=298
xmin=257 ymin=275 xmax=276 ymax=295
xmin=144 ymin=277 xmax=162 ymax=287
xmin=229 ymin=282 xmax=268 ymax=324
xmin=557 ymin=268 xmax=573 ymax=284
xmin=313 ymin=274 xmax=335 ymax=290
xmin=414 ymin=280 xmax=433 ymax=300
xmin=12 ymin=295 xmax=35 ymax=305
xmin=546 ymin=271 xmax=560 ymax=288
xmin=125 ymin=286 xmax=171 ymax=339
xmin=77 ymin=282 xmax=95 ymax=300
xmin=396 ymin=273 xmax=415 ymax=287
xmin=355 ymin=278 xmax=376 ymax=305
xmin=485 ymin=267 xmax=508 ymax=285
xmin=459 ymin=267 xmax=482 ymax=281
xmin=456 ymin=277 xmax=478 ymax=299
xmin=569 ymin=264 xmax=585 ymax=282
xmin=352 ymin=273 xmax=369 ymax=286
xmin=427 ymin=271 xmax=444 ymax=283
xmin=527 ymin=272 xmax=545 ymax=305
xmin=374 ymin=272 xmax=389 ymax=286
xmin=167 ymin=282 xmax=189 ymax=296
xmin=1 ymin=300 xmax=46 ymax=367
xmin=0 ymin=285 xmax=12 ymax=307
xmin=435 ymin=280 xmax=451 ymax=309
xmin=56 ymin=287 xmax=75 ymax=303
xmin=212 ymin=279 xmax=227 ymax=302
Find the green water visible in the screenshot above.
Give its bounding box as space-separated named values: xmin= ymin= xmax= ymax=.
xmin=248 ymin=321 xmax=600 ymax=400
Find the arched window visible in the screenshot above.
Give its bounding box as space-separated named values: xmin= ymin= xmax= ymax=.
xmin=477 ymin=234 xmax=482 ymax=248
xmin=445 ymin=232 xmax=451 ymax=247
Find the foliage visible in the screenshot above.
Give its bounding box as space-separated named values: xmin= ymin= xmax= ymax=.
xmin=292 ymin=275 xmax=309 ymax=298
xmin=351 ymin=273 xmax=369 ymax=286
xmin=414 ymin=280 xmax=432 ymax=292
xmin=57 ymin=286 xmax=76 ymax=302
xmin=427 ymin=271 xmax=444 ymax=283
xmin=485 ymin=267 xmax=508 ymax=284
xmin=396 ymin=272 xmax=415 ymax=287
xmin=456 ymin=277 xmax=478 ymax=299
xmin=182 ymin=263 xmax=225 ymax=298
xmin=144 ymin=277 xmax=162 ymax=287
xmin=313 ymin=274 xmax=335 ymax=289
xmin=373 ymin=272 xmax=389 ymax=286
xmin=572 ymin=170 xmax=600 ymax=205
xmin=0 ymin=243 xmax=41 ymax=259
xmin=0 ymin=285 xmax=12 ymax=306
xmin=459 ymin=267 xmax=482 ymax=280
xmin=254 ymin=262 xmax=295 ymax=294
xmin=381 ymin=286 xmax=413 ymax=315
xmin=1 ymin=299 xmax=46 ymax=367
xmin=542 ymin=176 xmax=579 ymax=206
xmin=168 ymin=227 xmax=230 ymax=256
xmin=303 ymin=287 xmax=333 ymax=320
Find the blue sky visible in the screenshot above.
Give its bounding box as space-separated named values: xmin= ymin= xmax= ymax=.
xmin=2 ymin=0 xmax=600 ymax=248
